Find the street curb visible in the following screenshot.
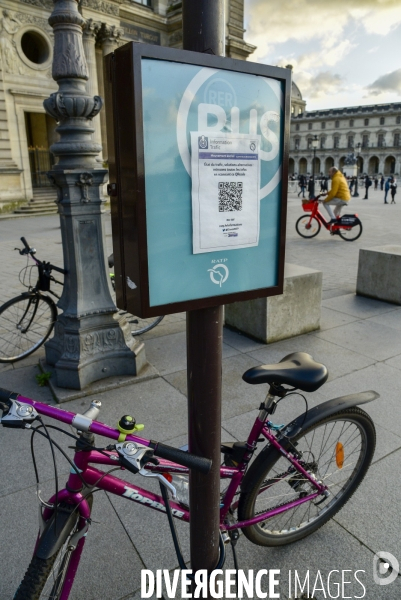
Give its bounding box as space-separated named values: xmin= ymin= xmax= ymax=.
xmin=39 ymin=358 xmax=160 ymax=403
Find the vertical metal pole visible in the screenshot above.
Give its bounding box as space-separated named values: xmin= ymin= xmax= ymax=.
xmin=182 ymin=0 xmax=225 ymax=588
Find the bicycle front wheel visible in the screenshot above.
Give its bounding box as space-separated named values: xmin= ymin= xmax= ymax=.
xmin=0 ymin=293 xmax=57 ymax=363
xmin=238 ymin=408 xmax=375 ymax=546
xmin=14 ymin=498 xmax=92 ymax=600
xmin=295 ymin=215 xmax=321 ymax=238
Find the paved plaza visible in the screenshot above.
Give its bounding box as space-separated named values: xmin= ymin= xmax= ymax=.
xmin=0 ymin=186 xmax=401 ymax=599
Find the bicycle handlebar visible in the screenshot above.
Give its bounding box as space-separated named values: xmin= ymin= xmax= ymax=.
xmin=0 ymin=388 xmax=212 ymax=475
xmin=150 ymin=441 xmax=212 ymax=474
xmin=19 ymin=237 xmax=67 ymax=275
xmin=20 ymin=236 xmax=30 ymax=251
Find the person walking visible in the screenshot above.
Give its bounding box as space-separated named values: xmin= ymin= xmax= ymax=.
xmin=380 ymin=175 xmax=384 ymax=191
xmin=308 ymin=175 xmax=314 ymax=199
xmin=390 ymin=178 xmax=397 ymax=204
xmin=322 ymin=167 xmax=351 ymax=233
xmin=298 ymin=174 xmax=306 ymax=198
xmin=384 ymin=177 xmax=391 ymax=203
xmin=374 ymin=177 xmax=378 ymax=190
xmin=364 ymin=175 xmax=372 ymax=199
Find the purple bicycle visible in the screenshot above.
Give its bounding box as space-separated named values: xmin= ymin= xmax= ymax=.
xmin=1 ymin=352 xmax=378 ymax=599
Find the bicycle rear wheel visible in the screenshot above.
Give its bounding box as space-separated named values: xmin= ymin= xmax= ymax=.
xmin=0 ymin=293 xmax=57 ymax=363
xmin=238 ymin=408 xmax=375 ymax=546
xmin=338 ymin=222 xmax=363 ymax=241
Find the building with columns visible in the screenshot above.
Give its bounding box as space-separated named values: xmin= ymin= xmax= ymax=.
xmin=0 ymin=0 xmax=255 ymax=211
xmin=288 ymin=78 xmax=401 ymax=178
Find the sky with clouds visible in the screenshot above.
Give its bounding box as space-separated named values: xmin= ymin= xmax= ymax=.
xmin=244 ymin=0 xmax=401 ymax=111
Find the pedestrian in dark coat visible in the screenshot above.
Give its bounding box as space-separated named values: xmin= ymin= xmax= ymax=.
xmin=384 ymin=177 xmax=391 ymax=203
xmin=390 ymin=179 xmax=397 ymax=204
xmin=364 ymin=176 xmax=372 ymax=199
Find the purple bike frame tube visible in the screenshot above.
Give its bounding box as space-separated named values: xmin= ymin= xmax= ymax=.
xmin=60 ymin=535 xmax=86 ymax=600
xmin=80 ymin=465 xmax=191 ymax=521
xmin=220 ymin=411 xmax=266 ymax=519
xmin=262 ymin=426 xmax=327 ymax=494
xmin=225 ymin=491 xmax=321 ymax=531
xmin=43 ymin=489 xmax=92 ymax=521
xmin=17 ymin=395 xmax=150 ymax=446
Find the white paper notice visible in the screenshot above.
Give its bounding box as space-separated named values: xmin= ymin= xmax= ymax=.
xmin=191 ymin=132 xmax=261 ymax=254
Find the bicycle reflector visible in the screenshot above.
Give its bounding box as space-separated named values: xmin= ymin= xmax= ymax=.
xmin=335 ymin=442 xmax=344 ymax=469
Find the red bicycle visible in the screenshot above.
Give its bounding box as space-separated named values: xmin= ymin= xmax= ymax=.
xmin=296 ymin=195 xmax=363 ymax=242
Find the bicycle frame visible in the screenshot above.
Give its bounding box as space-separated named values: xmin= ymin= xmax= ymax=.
xmin=303 ymin=198 xmax=357 ymax=232
xmin=19 ymin=393 xmax=327 ymax=540
xmin=304 ymin=199 xmax=332 ymax=230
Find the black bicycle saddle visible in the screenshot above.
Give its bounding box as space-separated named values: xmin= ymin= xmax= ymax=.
xmin=242 ymin=352 xmax=328 ymax=393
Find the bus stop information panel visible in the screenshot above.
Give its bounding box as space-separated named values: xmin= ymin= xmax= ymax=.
xmin=107 ymin=43 xmax=291 ymax=317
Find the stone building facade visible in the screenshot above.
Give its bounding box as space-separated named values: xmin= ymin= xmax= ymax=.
xmin=289 ymin=84 xmax=401 ymax=178
xmin=0 ymin=0 xmax=255 ymax=209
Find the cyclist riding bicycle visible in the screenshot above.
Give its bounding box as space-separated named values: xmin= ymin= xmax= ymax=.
xmin=322 ymin=167 xmax=351 ymax=233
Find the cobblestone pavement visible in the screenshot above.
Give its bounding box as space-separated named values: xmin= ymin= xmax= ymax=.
xmin=0 ymin=187 xmax=401 ymax=599
xmin=286 ymin=186 xmax=400 ymax=295
xmin=0 ymin=185 xmax=397 ymax=303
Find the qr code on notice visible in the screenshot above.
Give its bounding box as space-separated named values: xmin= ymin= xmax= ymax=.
xmin=218 ymin=181 xmax=243 ymax=212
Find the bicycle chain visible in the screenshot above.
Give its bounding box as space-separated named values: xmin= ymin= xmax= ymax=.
xmin=252 ymin=470 xmax=322 ymax=517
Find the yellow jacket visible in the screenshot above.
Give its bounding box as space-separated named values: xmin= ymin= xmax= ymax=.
xmin=324 ymin=171 xmax=351 ymax=203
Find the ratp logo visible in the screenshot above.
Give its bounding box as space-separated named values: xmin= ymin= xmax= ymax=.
xmin=208 ymin=264 xmax=229 ymax=287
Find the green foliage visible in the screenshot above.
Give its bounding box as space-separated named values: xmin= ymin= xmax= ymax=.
xmin=36 ymin=371 xmax=52 ymax=387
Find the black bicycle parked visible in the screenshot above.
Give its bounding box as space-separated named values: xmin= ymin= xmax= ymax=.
xmin=0 ymin=237 xmax=66 ymax=363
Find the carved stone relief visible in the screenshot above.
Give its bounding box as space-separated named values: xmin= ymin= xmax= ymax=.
xmin=80 ymin=0 xmax=119 ymax=17
xmin=15 ymin=12 xmax=52 ymax=32
xmin=0 ymin=10 xmax=25 ymax=74
xmin=20 ymin=0 xmax=53 ymax=9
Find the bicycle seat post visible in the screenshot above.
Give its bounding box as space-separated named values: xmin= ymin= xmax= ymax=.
xmin=258 ymin=391 xmax=278 ymax=421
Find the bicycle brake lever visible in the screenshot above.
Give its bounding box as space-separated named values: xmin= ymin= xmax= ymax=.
xmin=138 ymin=466 xmax=177 ymax=499
xmin=115 ymin=441 xmax=177 ymax=498
xmin=1 ymin=398 xmax=38 ymax=428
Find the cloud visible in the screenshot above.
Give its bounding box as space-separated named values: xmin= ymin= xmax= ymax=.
xmin=367 ymin=68 xmax=401 ymax=95
xmin=245 ymin=0 xmax=401 ymax=61
xmin=294 ymin=70 xmax=346 ymax=100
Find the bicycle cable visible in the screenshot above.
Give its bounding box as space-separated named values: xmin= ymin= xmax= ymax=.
xmin=159 ymin=482 xmax=226 ymax=579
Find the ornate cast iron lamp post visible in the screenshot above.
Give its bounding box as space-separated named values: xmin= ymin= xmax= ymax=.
xmin=311 ymin=134 xmax=319 ymax=197
xmin=43 ymin=0 xmax=145 ymax=390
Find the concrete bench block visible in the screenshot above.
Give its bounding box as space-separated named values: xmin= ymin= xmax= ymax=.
xmin=225 ymin=263 xmax=322 ymax=343
xmin=356 ymin=245 xmax=401 ymax=305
